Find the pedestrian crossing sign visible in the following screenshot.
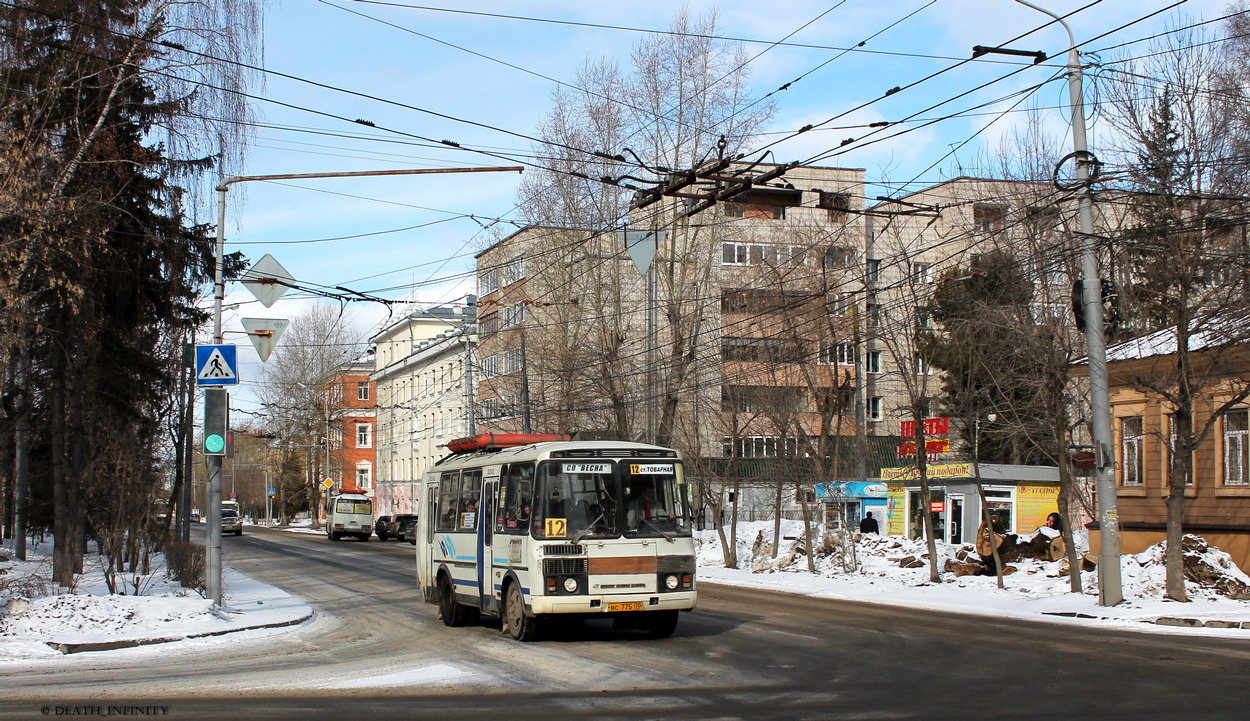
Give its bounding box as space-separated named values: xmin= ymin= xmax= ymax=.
xmin=195 ymin=345 xmax=239 ymax=386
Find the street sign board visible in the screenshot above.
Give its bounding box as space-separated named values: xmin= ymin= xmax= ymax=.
xmin=195 ymin=345 xmax=238 ymax=386
xmin=267 ymin=487 xmax=277 ymax=497
xmin=322 ymin=479 xmax=334 ymax=490
xmin=240 ymin=254 xmax=296 ymax=308
xmin=240 ymin=318 xmax=290 ymax=362
xmin=617 ymin=229 xmax=664 ymax=276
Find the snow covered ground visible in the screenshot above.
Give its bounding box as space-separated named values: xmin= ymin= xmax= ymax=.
xmin=1 ymin=520 xmax=1247 ymax=664
xmin=696 ymin=520 xmax=1250 ymax=637
xmin=0 ymin=538 xmax=311 ymax=662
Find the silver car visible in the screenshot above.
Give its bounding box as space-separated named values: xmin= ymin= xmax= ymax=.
xmin=221 ymin=509 xmax=243 ymax=536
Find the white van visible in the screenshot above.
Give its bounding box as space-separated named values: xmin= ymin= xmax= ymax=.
xmin=326 ymin=492 xmax=373 ymax=541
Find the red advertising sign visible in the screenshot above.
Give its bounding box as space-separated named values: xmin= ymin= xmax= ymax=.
xmin=896 ymin=439 xmax=952 ymax=457
xmin=901 ymin=417 xmax=951 ymax=437
xmin=930 ymin=501 xmax=945 ymax=513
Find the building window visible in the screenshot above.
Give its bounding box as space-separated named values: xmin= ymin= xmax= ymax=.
xmin=866 ymin=303 xmax=880 ymax=328
xmin=479 ymin=313 xmax=499 ymax=338
xmin=1025 ymin=205 xmax=1061 ymax=234
xmin=818 ymin=190 xmax=852 ymax=222
xmin=865 ymin=259 xmax=881 ymax=284
xmin=721 ymin=242 xmax=804 ymax=268
xmin=866 ymin=396 xmax=883 ymax=421
xmin=356 ymin=462 xmax=372 ymax=490
xmin=503 ymin=348 xmax=524 ymax=374
xmin=1224 ymin=409 xmax=1249 ymax=486
xmin=478 ymin=269 xmax=499 ymax=295
xmin=356 ymin=422 xmax=372 ymax=449
xmin=503 ymin=303 xmax=526 ymax=328
xmin=480 ymin=354 xmax=498 ymax=379
xmin=912 ymin=262 xmax=933 ymax=284
xmin=914 ymin=353 xmax=931 ymax=376
xmin=501 ymin=255 xmax=526 ymax=285
xmin=1120 ymin=416 xmax=1144 ymax=486
xmin=721 ymin=435 xmax=800 ymax=458
xmin=357 ymin=381 xmax=370 ymax=402
xmin=865 ymin=350 xmax=882 ymax=374
xmin=816 ymin=340 xmax=854 ymax=366
xmin=823 ymin=245 xmax=854 ymax=269
xmin=973 ymin=203 xmax=1007 ymax=233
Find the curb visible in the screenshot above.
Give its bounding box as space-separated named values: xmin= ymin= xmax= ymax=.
xmin=44 ymin=610 xmax=314 ymax=655
xmin=1153 ymin=616 xmax=1250 ymax=630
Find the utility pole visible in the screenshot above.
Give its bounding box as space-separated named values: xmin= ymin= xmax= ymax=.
xmin=981 ymin=0 xmax=1122 ymax=605
xmin=206 ymin=165 xmax=521 ymax=605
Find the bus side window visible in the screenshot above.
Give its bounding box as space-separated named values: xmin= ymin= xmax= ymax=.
xmin=436 ymin=471 xmax=458 ymax=531
xmin=500 ymin=462 xmax=534 ymax=534
xmin=459 ymin=469 xmax=482 ymax=530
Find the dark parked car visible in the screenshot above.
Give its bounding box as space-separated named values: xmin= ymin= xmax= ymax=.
xmin=375 ymin=514 xmax=418 ymax=541
xmin=394 ymin=514 xmax=419 ymax=544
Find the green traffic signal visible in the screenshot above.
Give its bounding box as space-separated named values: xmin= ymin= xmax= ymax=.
xmin=203 ymin=388 xmax=228 ymax=456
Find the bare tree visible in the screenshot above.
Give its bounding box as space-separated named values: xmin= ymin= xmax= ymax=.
xmin=1100 ymin=25 xmax=1250 ymax=601
xmin=257 ymin=304 xmax=367 ymax=526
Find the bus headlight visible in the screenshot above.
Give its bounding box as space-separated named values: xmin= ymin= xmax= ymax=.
xmin=563 ymin=577 xmax=579 ymax=593
xmin=664 ymin=574 xmax=680 ymax=591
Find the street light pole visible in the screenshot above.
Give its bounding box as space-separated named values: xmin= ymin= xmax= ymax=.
xmin=1012 ymin=0 xmax=1122 ymax=605
xmin=204 ymin=165 xmax=522 ymax=606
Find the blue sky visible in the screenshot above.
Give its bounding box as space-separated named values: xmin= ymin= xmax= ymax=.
xmin=216 ymin=0 xmax=1231 ymax=411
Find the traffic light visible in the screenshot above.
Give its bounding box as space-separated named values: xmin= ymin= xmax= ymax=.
xmin=1071 ymin=279 xmax=1121 ymax=339
xmin=204 ymin=388 xmax=228 ymax=456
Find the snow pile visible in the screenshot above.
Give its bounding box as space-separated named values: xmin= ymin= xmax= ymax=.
xmin=1 ymin=592 xmax=213 ymax=644
xmin=1121 ymin=534 xmax=1250 ymax=601
xmin=0 ymin=542 xmax=216 ymax=647
xmin=696 ymin=523 xmax=1250 ymax=605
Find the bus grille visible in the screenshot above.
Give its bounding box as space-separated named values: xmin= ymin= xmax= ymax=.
xmin=544 ymin=544 xmax=584 ymax=556
xmin=544 ymin=558 xmax=588 ymax=576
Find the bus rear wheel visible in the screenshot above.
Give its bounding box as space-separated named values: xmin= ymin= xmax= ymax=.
xmin=504 ymin=583 xmax=539 ymax=642
xmin=439 ymin=577 xmax=469 ymax=627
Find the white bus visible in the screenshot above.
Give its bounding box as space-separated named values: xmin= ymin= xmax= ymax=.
xmin=326 ymin=490 xmax=373 ymax=541
xmin=415 ymin=434 xmax=697 ymax=641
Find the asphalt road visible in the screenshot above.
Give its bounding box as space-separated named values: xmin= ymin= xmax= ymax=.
xmin=3 ymin=526 xmax=1249 ymax=720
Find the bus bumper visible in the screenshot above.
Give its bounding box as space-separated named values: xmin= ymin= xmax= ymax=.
xmin=529 ymin=591 xmax=696 ymax=615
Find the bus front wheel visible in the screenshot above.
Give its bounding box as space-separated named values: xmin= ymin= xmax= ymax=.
xmin=646 ymin=609 xmax=679 ymax=639
xmin=504 ymin=583 xmax=539 ymax=642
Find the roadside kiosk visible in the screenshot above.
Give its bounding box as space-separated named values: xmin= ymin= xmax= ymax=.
xmin=879 ymin=463 xmax=1061 ymax=544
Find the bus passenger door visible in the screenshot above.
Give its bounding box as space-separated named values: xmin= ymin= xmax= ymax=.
xmin=478 ymin=480 xmax=498 ymax=610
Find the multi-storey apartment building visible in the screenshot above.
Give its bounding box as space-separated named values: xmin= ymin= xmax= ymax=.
xmin=473 ymin=164 xmax=869 ymax=493
xmin=863 ymin=177 xmax=1115 ymax=440
xmin=370 ymin=303 xmax=475 ymax=516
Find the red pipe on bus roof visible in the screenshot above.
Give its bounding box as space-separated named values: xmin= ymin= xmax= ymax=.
xmin=446 ymin=433 xmax=571 ymax=453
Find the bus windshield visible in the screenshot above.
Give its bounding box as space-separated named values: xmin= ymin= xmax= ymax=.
xmin=622 ymin=461 xmax=691 ymax=538
xmin=531 ymin=459 xmax=691 ymax=540
xmin=533 ymin=461 xmax=619 ymax=540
